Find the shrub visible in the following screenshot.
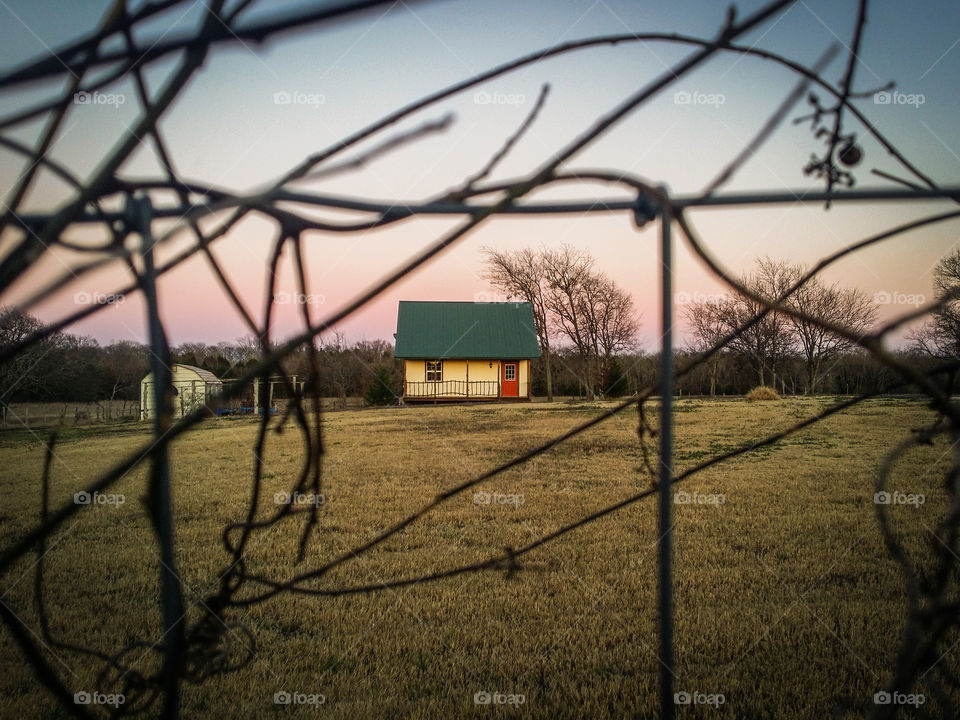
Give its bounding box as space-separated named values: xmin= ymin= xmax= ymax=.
xmin=746 ymin=385 xmax=781 ymax=401
xmin=364 ymin=366 xmax=398 ymax=406
xmin=603 ymin=358 xmax=629 ymax=397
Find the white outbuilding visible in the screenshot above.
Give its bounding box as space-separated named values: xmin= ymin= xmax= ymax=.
xmin=140 ymin=364 xmax=223 ymax=420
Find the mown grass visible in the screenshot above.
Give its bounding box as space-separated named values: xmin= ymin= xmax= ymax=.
xmin=0 ymin=397 xmax=956 ymax=718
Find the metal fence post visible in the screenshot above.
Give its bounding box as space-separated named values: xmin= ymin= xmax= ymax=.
xmin=658 ymin=197 xmax=675 ymax=720
xmin=131 ymin=193 xmax=184 ymax=720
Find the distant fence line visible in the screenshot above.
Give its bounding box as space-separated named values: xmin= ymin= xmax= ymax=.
xmin=1 ymin=400 xmax=139 ymax=427
xmin=0 ymin=398 xmax=376 ymax=427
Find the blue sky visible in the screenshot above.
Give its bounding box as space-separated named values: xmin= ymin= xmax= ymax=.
xmin=0 ymin=0 xmax=958 ymax=348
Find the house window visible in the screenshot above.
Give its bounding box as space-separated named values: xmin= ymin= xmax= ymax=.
xmin=426 ymin=360 xmax=442 ymax=382
xmin=504 ymin=364 xmax=516 ymax=380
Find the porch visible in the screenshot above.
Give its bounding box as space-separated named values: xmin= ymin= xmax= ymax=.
xmin=404 ymin=379 xmax=501 ymax=400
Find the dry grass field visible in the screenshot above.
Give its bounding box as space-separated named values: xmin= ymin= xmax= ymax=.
xmin=0 ymin=397 xmax=955 ymax=718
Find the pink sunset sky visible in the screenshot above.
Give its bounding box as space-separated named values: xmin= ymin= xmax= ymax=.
xmin=1 ymin=0 xmax=958 ymax=350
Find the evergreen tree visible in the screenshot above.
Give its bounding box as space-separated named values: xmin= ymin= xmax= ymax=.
xmin=603 ymin=358 xmax=629 ymax=397
xmin=364 ymin=366 xmax=398 ymax=405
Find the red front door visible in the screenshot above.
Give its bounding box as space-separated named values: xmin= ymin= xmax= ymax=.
xmin=501 ymin=362 xmax=519 ymax=397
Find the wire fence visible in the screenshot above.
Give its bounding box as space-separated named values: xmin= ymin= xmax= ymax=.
xmin=1 ymin=1 xmax=959 ymax=718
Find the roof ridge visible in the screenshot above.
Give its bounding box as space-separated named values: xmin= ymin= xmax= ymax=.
xmin=398 ymin=300 xmax=530 ymax=304
xmin=173 ymin=363 xmax=222 ymax=382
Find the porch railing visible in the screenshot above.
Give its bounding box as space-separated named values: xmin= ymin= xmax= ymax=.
xmin=404 ymin=380 xmax=500 ymax=398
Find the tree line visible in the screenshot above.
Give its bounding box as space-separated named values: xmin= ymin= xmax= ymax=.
xmin=2 ymin=247 xmax=956 ymax=410
xmin=683 ymin=257 xmax=878 ymax=394
xmin=488 ymin=248 xmax=958 ymax=399
xmin=0 ymin=311 xmax=404 ymax=409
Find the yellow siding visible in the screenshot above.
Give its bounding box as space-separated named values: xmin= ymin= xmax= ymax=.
xmin=467 ymin=361 xmax=499 ymax=382
xmin=402 ymin=358 xmax=534 ymax=398
xmin=404 ymin=360 xmax=468 ymax=382
xmin=405 ymin=359 xmax=500 ymax=383
xmin=442 ymin=360 xmax=468 ymax=381
xmin=404 ymin=361 xmax=419 ymax=384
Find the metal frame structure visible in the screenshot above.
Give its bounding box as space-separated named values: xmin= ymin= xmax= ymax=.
xmin=20 ymin=183 xmax=960 ymax=719
xmin=3 ymin=1 xmax=959 ymax=716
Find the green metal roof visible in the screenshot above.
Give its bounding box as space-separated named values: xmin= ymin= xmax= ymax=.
xmin=394 ymin=301 xmax=540 ymax=359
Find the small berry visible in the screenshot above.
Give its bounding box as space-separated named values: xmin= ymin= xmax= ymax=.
xmin=838 ymin=143 xmax=862 ymax=167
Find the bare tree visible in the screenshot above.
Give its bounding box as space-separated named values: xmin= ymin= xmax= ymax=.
xmin=482 ymin=247 xmax=555 ymax=401
xmin=785 ymin=269 xmax=877 ymax=393
xmin=583 ymin=270 xmax=640 ymax=359
xmin=483 ymin=245 xmax=638 ymax=400
xmin=101 ymin=341 xmax=150 ymax=416
xmin=576 ymin=268 xmax=640 ymax=394
xmin=909 ymin=248 xmax=960 ymax=393
xmin=319 ymin=330 xmax=351 ymax=409
xmin=711 ymin=296 xmax=786 ymax=388
xmin=911 ymin=249 xmax=960 ymax=359
xmin=685 ymin=261 xmax=876 ymax=394
xmin=0 ymin=307 xmax=53 ymax=414
xmin=543 ymin=246 xmax=600 ymax=397
xmin=705 ymin=258 xmax=796 ymax=389
xmin=683 ymin=299 xmax=727 ymax=395
xmin=541 ymin=246 xmax=638 ymax=399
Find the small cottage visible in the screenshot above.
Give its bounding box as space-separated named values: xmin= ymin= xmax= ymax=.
xmin=140 ymin=363 xmax=222 ymax=420
xmin=394 ymin=301 xmax=540 ymax=402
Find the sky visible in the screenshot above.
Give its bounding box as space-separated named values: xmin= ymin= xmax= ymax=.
xmin=0 ymin=0 xmax=958 ymax=350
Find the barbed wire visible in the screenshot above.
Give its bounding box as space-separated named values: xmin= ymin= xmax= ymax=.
xmin=0 ymin=1 xmax=958 ymax=718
